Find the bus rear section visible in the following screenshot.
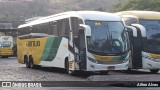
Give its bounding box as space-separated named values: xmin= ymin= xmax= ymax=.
xmin=0 ymin=36 xmax=14 ymax=58
xmin=17 ymin=33 xmax=69 ymax=70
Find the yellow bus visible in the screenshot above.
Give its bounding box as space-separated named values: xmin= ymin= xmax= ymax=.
xmin=0 ymin=35 xmax=14 ymax=58
xmin=116 ymin=11 xmax=160 ymax=73
xmin=17 ymin=11 xmax=132 ymax=75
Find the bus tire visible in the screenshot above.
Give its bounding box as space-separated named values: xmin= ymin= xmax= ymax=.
xmin=150 ymin=69 xmax=159 ymax=73
xmin=127 ymin=68 xmax=132 ymax=71
xmin=25 ymin=56 xmax=30 ymax=68
xmin=2 ymin=56 xmax=8 ymax=58
xmin=126 ymin=68 xmax=132 ymax=72
xmin=29 ymin=56 xmax=35 ymax=69
xmin=65 ymin=58 xmax=76 ymax=76
xmin=100 ymin=71 xmax=109 ymax=75
xmin=29 ymin=56 xmax=41 ymax=69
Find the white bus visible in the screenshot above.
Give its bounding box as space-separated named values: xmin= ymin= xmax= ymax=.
xmin=17 ymin=11 xmax=131 ymax=75
xmin=116 ymin=11 xmax=160 ymax=73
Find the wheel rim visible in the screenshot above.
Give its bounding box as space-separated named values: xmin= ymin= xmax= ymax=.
xmin=25 ymin=59 xmax=30 ymax=68
xmin=26 ymin=61 xmax=28 ymax=67
xmin=30 ymin=61 xmax=33 ymax=68
xmin=29 ymin=57 xmax=34 ymax=68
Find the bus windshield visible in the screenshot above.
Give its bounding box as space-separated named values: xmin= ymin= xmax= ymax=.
xmin=0 ymin=40 xmax=12 ymax=48
xmin=140 ymin=20 xmax=160 ymax=54
xmin=85 ymin=20 xmax=129 ymax=55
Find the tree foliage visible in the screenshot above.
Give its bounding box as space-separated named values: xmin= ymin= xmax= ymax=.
xmin=115 ymin=0 xmax=160 ymax=12
xmin=0 ymin=0 xmax=126 ymax=21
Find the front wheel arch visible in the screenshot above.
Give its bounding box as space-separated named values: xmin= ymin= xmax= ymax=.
xmin=150 ymin=69 xmax=159 ymax=73
xmin=65 ymin=57 xmax=76 ymax=76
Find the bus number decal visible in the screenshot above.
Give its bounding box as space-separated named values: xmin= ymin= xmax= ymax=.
xmin=26 ymin=41 xmax=40 ymax=47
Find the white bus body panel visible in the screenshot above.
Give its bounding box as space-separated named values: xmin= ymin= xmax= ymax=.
xmin=87 ymin=60 xmax=129 ymax=71
xmin=39 ymin=37 xmax=69 ymax=68
xmin=142 ymin=51 xmax=160 ymax=69
xmin=86 ymin=52 xmax=130 ymax=71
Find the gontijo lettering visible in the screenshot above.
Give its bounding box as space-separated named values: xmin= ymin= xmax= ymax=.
xmin=26 ymin=41 xmax=40 ymax=47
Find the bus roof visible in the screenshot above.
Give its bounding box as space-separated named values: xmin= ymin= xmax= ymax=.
xmin=18 ymin=11 xmax=122 ymax=28
xmin=116 ymin=11 xmax=160 ymax=20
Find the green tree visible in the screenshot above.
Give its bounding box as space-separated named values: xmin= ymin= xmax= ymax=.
xmin=95 ymin=7 xmax=105 ymax=11
xmin=115 ymin=0 xmax=160 ymax=12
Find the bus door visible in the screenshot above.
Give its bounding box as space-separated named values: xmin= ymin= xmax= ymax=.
xmin=127 ymin=28 xmax=134 ymax=68
xmin=74 ymin=29 xmax=87 ymax=70
xmin=130 ymin=27 xmax=143 ymax=69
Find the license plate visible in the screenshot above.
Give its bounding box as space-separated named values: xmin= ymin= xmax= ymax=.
xmin=108 ymin=66 xmax=115 ymax=70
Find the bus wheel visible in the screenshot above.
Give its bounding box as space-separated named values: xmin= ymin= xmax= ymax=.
xmin=150 ymin=69 xmax=159 ymax=73
xmin=29 ymin=57 xmax=41 ymax=69
xmin=29 ymin=56 xmax=35 ymax=69
xmin=25 ymin=56 xmax=30 ymax=68
xmin=2 ymin=56 xmax=8 ymax=58
xmin=100 ymin=71 xmax=109 ymax=75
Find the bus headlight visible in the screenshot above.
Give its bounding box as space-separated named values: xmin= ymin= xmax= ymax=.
xmin=142 ymin=52 xmax=151 ymax=59
xmin=88 ymin=57 xmax=98 ymax=64
xmin=123 ymin=53 xmax=129 ymax=63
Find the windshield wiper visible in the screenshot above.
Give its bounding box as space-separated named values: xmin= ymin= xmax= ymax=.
xmin=109 ymin=32 xmax=113 ymax=52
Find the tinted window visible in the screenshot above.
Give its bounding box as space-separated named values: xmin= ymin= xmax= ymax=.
xmin=86 ymin=20 xmax=129 ymax=55
xmin=140 ymin=20 xmax=160 ymax=54
xmin=123 ymin=17 xmax=138 ymax=25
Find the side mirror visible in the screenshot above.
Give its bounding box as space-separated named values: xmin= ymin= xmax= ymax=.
xmin=125 ymin=26 xmax=137 ymax=37
xmin=131 ymin=24 xmax=146 ymax=37
xmin=79 ymin=24 xmax=91 ymax=37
